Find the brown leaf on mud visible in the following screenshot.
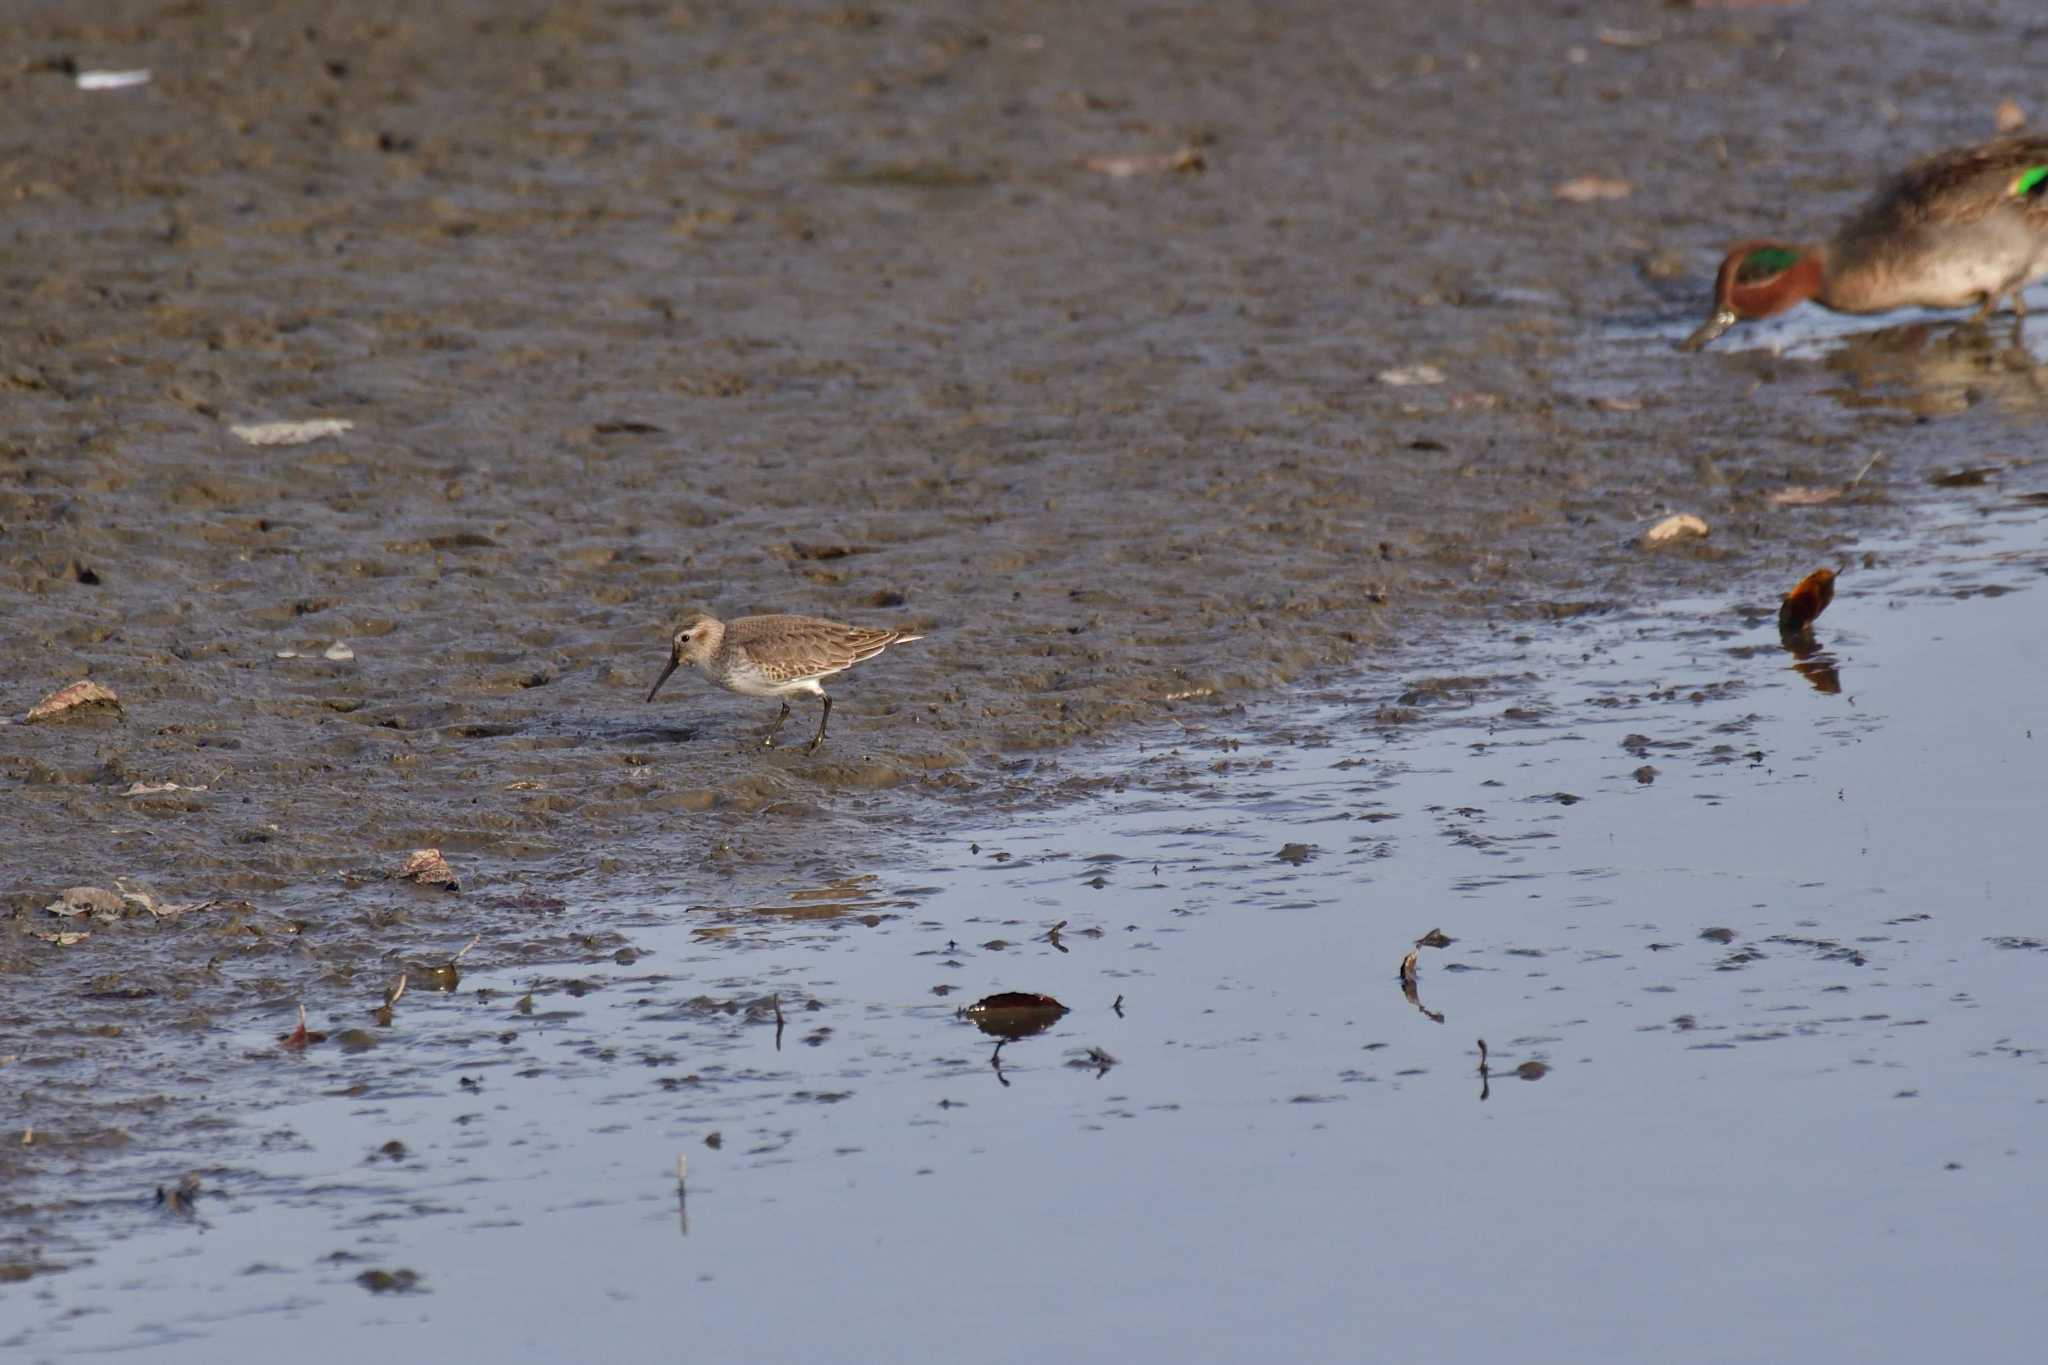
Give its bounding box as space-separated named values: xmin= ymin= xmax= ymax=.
xmin=1929 ymin=467 xmax=1998 ymax=488
xmin=46 ymin=886 xmax=126 ymax=921
xmin=1769 ymin=485 xmax=1844 ymax=507
xmin=963 ymin=992 xmax=1069 ymax=1039
xmin=775 ymin=541 xmax=873 ymax=562
xmin=1083 ymin=146 xmax=1204 ymax=178
xmin=1553 ymin=175 xmax=1631 ymax=203
xmin=397 ymin=848 xmax=459 ymax=891
xmin=1996 ymin=98 xmax=2027 ymax=133
xmin=25 ymin=680 xmax=119 ymax=723
xmin=1777 ymin=568 xmax=1837 ymax=636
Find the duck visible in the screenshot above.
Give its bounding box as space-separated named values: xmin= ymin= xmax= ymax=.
xmin=1681 ymin=134 xmax=2048 ymax=350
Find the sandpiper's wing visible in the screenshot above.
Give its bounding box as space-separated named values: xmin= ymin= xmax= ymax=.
xmin=726 ymin=615 xmax=922 ymax=686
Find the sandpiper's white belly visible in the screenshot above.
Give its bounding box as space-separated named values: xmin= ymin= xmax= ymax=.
xmin=710 ymin=660 xmax=827 ymax=699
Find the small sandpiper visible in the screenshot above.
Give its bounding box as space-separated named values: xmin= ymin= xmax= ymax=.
xmin=645 ymin=611 xmax=924 ymax=752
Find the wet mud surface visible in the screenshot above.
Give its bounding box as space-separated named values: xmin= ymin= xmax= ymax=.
xmin=4 ymin=0 xmax=2048 ymax=1351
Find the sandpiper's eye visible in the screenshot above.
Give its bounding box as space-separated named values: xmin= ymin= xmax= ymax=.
xmin=2013 ymin=166 xmax=2048 ymax=199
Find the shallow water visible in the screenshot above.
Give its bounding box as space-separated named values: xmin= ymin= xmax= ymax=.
xmin=11 ymin=492 xmax=2044 ymax=1362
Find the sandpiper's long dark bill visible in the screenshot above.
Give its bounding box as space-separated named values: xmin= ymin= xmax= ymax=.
xmin=646 ymin=611 xmax=924 ymax=751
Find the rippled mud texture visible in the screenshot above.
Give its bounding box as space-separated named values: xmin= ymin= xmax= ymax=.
xmin=5 ymin=0 xmax=2047 ymax=1291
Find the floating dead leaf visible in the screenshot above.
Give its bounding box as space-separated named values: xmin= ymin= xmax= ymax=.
xmin=1777 ymin=568 xmax=1837 ymax=636
xmin=1596 ymin=27 xmax=1660 ymax=47
xmin=155 ymin=1174 xmax=201 ymax=1216
xmin=1769 ymin=485 xmax=1844 ymax=507
xmin=25 ymin=680 xmax=120 ymax=723
xmin=1083 ymin=146 xmax=1205 ymax=178
xmin=1553 ymin=175 xmax=1631 ymax=203
xmin=1514 ymin=1061 xmax=1550 ymax=1081
xmin=1996 ymin=98 xmax=2027 ymax=133
xmin=1589 ymin=396 xmax=1642 ymax=413
xmin=33 ymin=930 xmax=91 ymax=947
xmin=1643 ymin=513 xmax=1708 ymax=545
xmin=230 ymin=418 xmax=354 ymax=447
xmin=962 ymin=992 xmax=1069 ymax=1040
xmin=323 ymin=641 xmax=355 ymax=662
xmin=397 ymin=848 xmax=459 ymax=891
xmin=280 ymin=1004 xmax=324 ymax=1050
xmin=1929 ymin=467 xmax=1998 ymax=488
xmin=410 ymin=934 xmax=479 ymax=991
xmin=1376 ymin=364 xmax=1445 ymax=387
xmin=356 ymin=1269 xmax=421 ymax=1294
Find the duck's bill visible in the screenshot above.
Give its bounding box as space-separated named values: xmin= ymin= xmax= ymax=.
xmin=646 ymin=655 xmax=680 ymax=703
xmin=1678 ymin=308 xmax=1739 ymax=352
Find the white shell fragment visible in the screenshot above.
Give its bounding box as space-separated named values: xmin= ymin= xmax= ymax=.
xmin=1554 ymin=175 xmax=1632 ymax=203
xmin=1083 ymin=146 xmax=1205 ymax=178
xmin=76 ymin=69 xmax=152 ymax=91
xmin=1375 ymin=364 xmax=1445 ymax=387
xmin=1643 ymin=514 xmax=1710 ymax=544
xmin=230 ymin=419 xmax=355 ymax=447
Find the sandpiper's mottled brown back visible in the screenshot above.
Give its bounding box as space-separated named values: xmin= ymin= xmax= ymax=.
xmin=723 ymin=614 xmax=921 ymax=685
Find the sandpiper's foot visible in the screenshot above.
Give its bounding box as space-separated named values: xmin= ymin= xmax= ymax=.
xmin=803 ymin=696 xmax=833 ymax=753
xmin=762 ymin=700 xmax=793 ymax=747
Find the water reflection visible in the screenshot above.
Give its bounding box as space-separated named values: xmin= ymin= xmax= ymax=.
xmin=1818 ymin=320 xmax=2048 ymax=417
xmin=1397 ymin=928 xmax=1453 ymax=1024
xmin=1781 ymin=631 xmax=1843 ymax=695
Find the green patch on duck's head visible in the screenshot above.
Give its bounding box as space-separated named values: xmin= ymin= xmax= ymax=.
xmin=2011 ymin=165 xmax=2048 ymax=199
xmin=1735 ymin=246 xmax=1802 ymax=283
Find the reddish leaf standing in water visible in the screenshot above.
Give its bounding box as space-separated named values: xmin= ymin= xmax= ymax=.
xmin=1778 ymin=569 xmax=1837 ymax=635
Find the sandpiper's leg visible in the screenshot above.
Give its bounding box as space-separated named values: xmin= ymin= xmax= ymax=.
xmin=2013 ymin=288 xmax=2029 ymax=342
xmin=763 ymin=700 xmax=792 ymax=747
xmin=1966 ymin=291 xmax=1997 ymax=325
xmin=805 ymin=695 xmax=832 ymax=753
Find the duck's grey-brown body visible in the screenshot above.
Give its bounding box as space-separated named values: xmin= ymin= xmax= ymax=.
xmin=646 ymin=612 xmax=923 ymax=751
xmin=1683 ymin=135 xmax=2048 ymax=349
